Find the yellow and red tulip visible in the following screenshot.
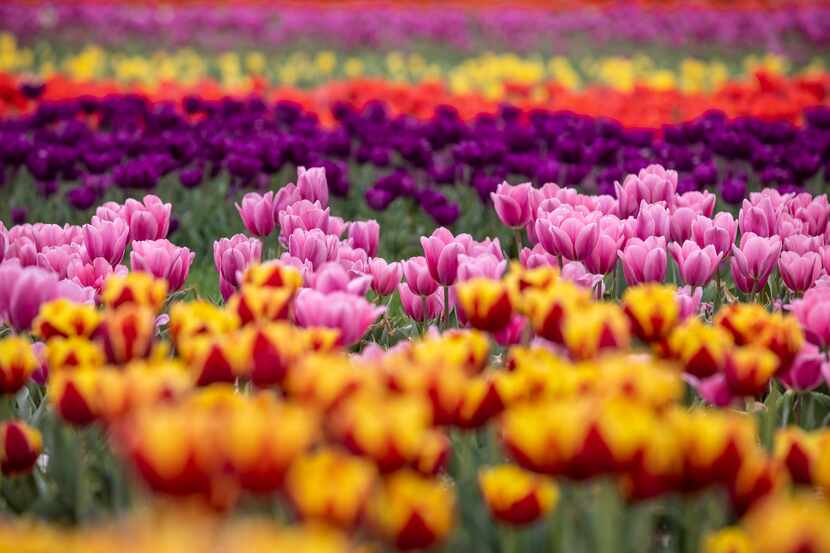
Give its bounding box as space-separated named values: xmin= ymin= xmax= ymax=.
xmin=32 ymin=299 xmax=102 ymax=340
xmin=0 ymin=336 xmax=37 ymax=395
xmin=562 ymin=302 xmax=630 ymax=360
xmin=622 ymin=284 xmax=680 ymax=343
xmin=665 ymin=319 xmax=734 ymax=378
xmin=454 ymin=277 xmax=513 ymax=332
xmin=179 ymin=330 xmax=254 ymax=386
xmin=44 ymin=337 xmax=105 ymax=372
xmin=98 ymin=304 xmax=157 ymax=365
xmin=723 ymin=346 xmax=779 ymax=397
xmin=774 ymin=427 xmax=820 ymax=486
xmin=48 ymin=367 xmax=100 ymax=426
xmin=226 ymin=285 xmax=295 ymax=325
xmin=169 ymin=300 xmax=239 ymax=346
xmin=241 ymin=261 xmax=303 ymax=292
xmin=479 ymin=464 xmax=559 ymax=526
xmin=101 ymin=272 xmax=168 ymax=311
xmin=0 ymin=420 xmax=42 ymax=475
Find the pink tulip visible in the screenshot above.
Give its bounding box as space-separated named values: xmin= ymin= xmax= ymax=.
xmin=791 ymin=287 xmax=830 ymax=348
xmin=535 ymin=208 xmax=599 ymax=262
xmin=730 ymin=233 xmax=782 ymax=294
xmin=690 ymin=213 xmax=736 ymax=257
xmin=122 ymin=194 xmax=172 ymax=241
xmin=278 ymin=200 xmax=338 ymax=242
xmin=629 ymin=201 xmax=670 ymax=241
xmin=784 ymin=234 xmax=821 ymax=255
xmin=457 ymin=254 xmax=507 ymax=282
xmin=493 ymin=314 xmax=527 ymax=346
xmin=403 ymin=256 xmax=440 ymax=296
xmin=83 ymin=218 xmax=129 ymax=266
xmin=348 ymin=220 xmax=380 ymax=257
xmin=0 ymin=260 xmax=22 ymax=324
xmin=6 ymin=266 xmax=59 ymax=332
xmin=287 ymin=228 xmax=339 ymax=270
xmin=130 ymin=239 xmax=195 ymax=292
xmin=669 ymin=241 xmax=721 ymax=287
xmin=336 ymin=245 xmax=369 ymax=273
xmin=95 ymin=201 xmax=123 ymax=223
xmin=31 ymin=223 xmax=70 ymax=250
xmin=7 ymin=237 xmax=38 ymax=267
xmin=367 ymin=258 xmax=403 ymax=296
xmin=777 ymin=213 xmax=807 ymax=240
xmin=696 ymin=374 xmax=734 ymax=407
xmin=536 ymin=183 xmax=597 ymax=213
xmin=219 ymin=278 xmax=236 ymax=302
xmin=310 ymin=262 xmax=372 ymax=296
xmin=297 ymin=166 xmax=329 ymax=208
xmin=619 ymin=236 xmax=667 ymax=285
xmin=820 ymin=246 xmax=830 ymax=275
xmin=398 ymin=283 xmax=444 ymax=323
xmin=561 ymin=261 xmax=604 ymax=298
xmin=56 ymin=279 xmax=96 ymax=305
xmin=0 ymin=223 xmax=6 ymax=265
xmin=213 ymin=234 xmax=262 ymax=288
xmin=236 ymin=191 xmax=276 ymax=237
xmin=779 ymin=251 xmax=822 ymax=294
xmin=293 ymin=289 xmax=384 ymax=347
xmin=779 ymin=343 xmax=825 ymax=391
xmin=669 ymin=207 xmax=696 ymax=244
xmin=491 ymin=181 xmax=535 ymax=228
xmin=789 ymin=193 xmax=830 ymax=237
xmin=274 ymin=183 xmax=301 ymax=214
xmin=674 ymin=191 xmax=716 ymax=217
xmin=519 ymin=244 xmax=558 ymax=270
xmin=420 ymin=228 xmax=463 ymax=286
xmin=614 ymin=164 xmax=677 ymax=217
xmin=67 ymin=257 xmax=128 ymax=296
xmin=738 ymin=196 xmax=780 ymax=237
xmin=37 ymin=244 xmax=88 ymax=279
xmin=677 ymin=286 xmax=703 ymax=321
xmin=455 ymin=234 xmax=504 ymax=261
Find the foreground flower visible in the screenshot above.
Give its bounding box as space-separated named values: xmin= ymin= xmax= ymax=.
xmin=741 ymin=493 xmax=830 ymax=553
xmin=101 ymin=272 xmax=168 ymax=311
xmin=32 ymin=299 xmax=101 ymax=339
xmin=213 ymin=234 xmax=262 ymax=292
xmin=455 ymin=278 xmax=513 ymax=332
xmin=236 ymin=191 xmax=276 ymax=237
xmin=479 ymin=464 xmax=559 ymax=526
xmin=122 ymin=194 xmax=172 ymax=242
xmin=4 ymin=266 xmax=60 ymax=332
xmin=0 ymin=337 xmax=38 ymax=394
xmin=665 ymin=319 xmax=734 ymax=378
xmin=368 ymin=470 xmax=455 ymax=551
xmin=491 ymin=181 xmax=535 ymax=228
xmin=563 ymin=303 xmax=630 ymax=360
xmin=622 ymin=284 xmax=680 ymax=343
xmin=399 ymin=283 xmax=444 ymax=323
xmin=0 ymin=420 xmax=42 ymax=475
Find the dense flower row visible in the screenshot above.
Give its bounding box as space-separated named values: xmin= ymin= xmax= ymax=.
xmin=3 ymin=3 xmax=829 ymax=55
xmin=1 ymin=92 xmax=830 ymax=227
xmin=0 ymin=32 xmax=807 ymax=94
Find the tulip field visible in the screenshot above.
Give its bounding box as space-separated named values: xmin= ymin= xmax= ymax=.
xmin=4 ymin=2 xmax=830 ymax=553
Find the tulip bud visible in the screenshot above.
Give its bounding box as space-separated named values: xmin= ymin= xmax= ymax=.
xmin=723 ymin=346 xmax=779 ymax=397
xmin=99 ymin=305 xmax=157 ymax=365
xmin=286 ymin=448 xmax=377 ymax=528
xmin=241 ymin=261 xmax=303 ymax=292
xmin=44 ymin=336 xmax=105 ymax=372
xmin=479 ymin=464 xmax=559 ymax=526
xmin=774 ymin=427 xmax=819 ymax=486
xmin=227 ymin=285 xmax=295 ymax=325
xmin=368 ymin=470 xmax=455 ymax=551
xmin=32 ymin=299 xmax=101 ymax=340
xmin=101 ymin=272 xmax=168 ymax=311
xmin=0 ymin=420 xmax=42 ymax=475
xmin=665 ymin=319 xmax=734 ymax=378
xmin=563 ymin=303 xmax=630 ymax=360
xmin=454 ymin=278 xmax=513 ymax=332
xmin=0 ymin=337 xmax=37 ymax=395
xmin=49 ymin=368 xmax=99 ymax=426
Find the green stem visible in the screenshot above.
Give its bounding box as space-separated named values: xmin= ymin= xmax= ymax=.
xmin=513 ymin=228 xmax=524 ymax=259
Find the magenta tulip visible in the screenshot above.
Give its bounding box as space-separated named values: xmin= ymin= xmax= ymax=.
xmin=535 ymin=208 xmax=599 ymax=262
xmin=83 ymin=218 xmax=129 ymax=266
xmin=519 ymin=244 xmax=558 ymax=270
xmin=130 ymin=239 xmax=195 ymax=292
xmin=791 ymin=287 xmax=830 ymax=348
xmin=398 ymin=283 xmax=443 ymax=323
xmin=236 ymin=191 xmax=276 ymax=237
xmin=491 ymin=181 xmax=535 ymax=228
xmin=67 ymin=257 xmax=128 ymax=295
xmin=614 ymin=164 xmax=677 ymax=217
xmin=675 ymin=190 xmax=716 ymax=217
xmin=690 ymin=212 xmax=736 ymax=257
xmin=457 ymin=253 xmax=507 ymax=282
xmin=619 ymin=236 xmax=667 ymax=285
xmin=213 ymin=234 xmax=262 ymax=288
xmin=730 ymin=233 xmax=782 ymax=294
xmin=779 ymin=343 xmax=825 ymax=391
xmin=122 ymin=194 xmax=171 ymax=241
xmin=293 ymin=289 xmax=384 ymax=347
xmin=287 ymin=228 xmax=339 ymax=270
xmin=669 ymin=241 xmax=721 ymax=287
xmin=6 ymin=266 xmax=59 ymax=332
xmin=296 ymin=166 xmax=329 ymax=208
xmin=310 ymin=262 xmax=372 ymax=296
xmin=348 ymin=220 xmax=380 ymax=257
xmin=403 ymin=256 xmax=440 ymax=296
xmin=420 ymin=228 xmax=463 ymax=286
xmin=669 ymin=207 xmax=696 ymax=244
xmin=367 ymin=258 xmax=403 ymax=296
xmin=779 ymin=251 xmax=822 ymax=294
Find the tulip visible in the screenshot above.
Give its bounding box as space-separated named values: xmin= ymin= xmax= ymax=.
xmin=615 ymin=164 xmax=677 ymax=217
xmin=48 ymin=368 xmax=99 ymax=426
xmin=101 ymin=272 xmax=168 ymax=311
xmin=367 ymin=258 xmax=403 ymax=296
xmin=248 ymin=323 xmax=303 ymax=388
xmin=519 ymin=244 xmax=559 ymax=270
xmin=169 ymin=300 xmax=240 ymax=346
xmin=399 ymin=283 xmax=444 ymax=323
xmin=696 ymin=374 xmax=734 ymax=408
xmin=348 ymin=220 xmax=380 ymax=257
xmin=279 ymin=200 xmax=338 ymax=242
xmin=666 ymin=319 xmax=733 ymax=378
xmin=6 ymin=236 xmax=37 ymax=267
xmin=493 ymin=314 xmax=527 ymax=347
xmin=729 ymin=455 xmax=783 ymax=516
xmin=296 ymin=165 xmax=329 ymax=208
xmin=6 ymin=266 xmax=59 ymax=332
xmin=723 ymin=346 xmax=779 ymax=397
xmin=784 ymin=234 xmax=821 ymax=255
xmin=99 ymin=305 xmax=157 ymax=365
xmin=677 ymin=285 xmax=703 ymax=321
xmin=213 ymin=234 xmax=262 ymax=289
xmin=670 ymin=207 xmax=696 ymax=243
xmin=457 ymin=253 xmax=507 ymax=282
xmin=563 ymin=303 xmax=630 ymax=360
xmin=730 ymin=233 xmax=782 ymax=294
xmin=456 ymin=373 xmax=509 ymax=428
xmin=535 ymin=209 xmax=599 ymax=262
xmin=122 ymin=194 xmax=171 ymax=241
xmin=36 ymin=243 xmax=87 ymax=279
xmin=412 ymin=430 xmax=451 ymax=476
xmin=0 ymin=223 xmax=6 ymax=265
xmin=130 ymin=239 xmax=194 ymax=292
xmin=669 ymin=241 xmax=721 ymax=287
xmin=287 ymin=353 xmax=377 ymax=412
xmin=227 ymin=285 xmax=295 ymax=325
xmin=738 ymin=196 xmax=780 ymax=237
xmin=675 ymin=190 xmax=716 ymax=217
xmin=310 ymin=262 xmax=371 ymax=296
xmin=622 ymin=284 xmax=680 ymax=342
xmin=403 ymin=256 xmax=440 ymax=296
xmin=561 ymin=261 xmax=604 ymax=298
xmin=0 ymin=420 xmax=42 ymax=475
xmin=286 ymin=448 xmax=377 ymax=528
xmin=368 ymin=470 xmax=455 ymax=551
xmin=83 ymin=217 xmax=129 ymax=266
xmin=491 ymin=181 xmax=535 ymax=228
xmin=741 ymin=494 xmax=830 ymax=553
xmin=779 ymin=343 xmax=825 ymax=391
xmin=523 ymin=281 xmax=591 ymax=343
xmin=778 ymin=251 xmax=822 ymax=294
xmin=236 ymin=191 xmax=276 ymax=237
xmin=790 ymin=287 xmax=830 ymax=348
xmin=479 ymin=464 xmax=559 ymax=526
xmin=774 ymin=428 xmax=818 ymax=486
xmin=0 ymin=337 xmax=37 ymax=394
xmin=690 ymin=212 xmax=736 ymax=257
xmin=420 ymin=228 xmax=463 ymax=286
xmin=44 ymin=337 xmax=105 ymax=372
xmin=242 ymin=261 xmax=304 ymax=293
xmin=67 ymin=257 xmax=128 ymax=295
xmin=455 ymin=278 xmax=512 ymax=332
xmin=32 ymin=298 xmax=101 ymax=339
xmin=179 ymin=331 xmax=253 ymax=386
xmin=287 ymin=228 xmax=339 ymax=270
xmin=222 ymin=396 xmax=318 ymax=494
xmin=630 ymin=201 xmax=670 ymax=241
xmin=293 ymin=289 xmax=384 ymax=347
xmin=619 ymin=236 xmax=667 ymax=285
